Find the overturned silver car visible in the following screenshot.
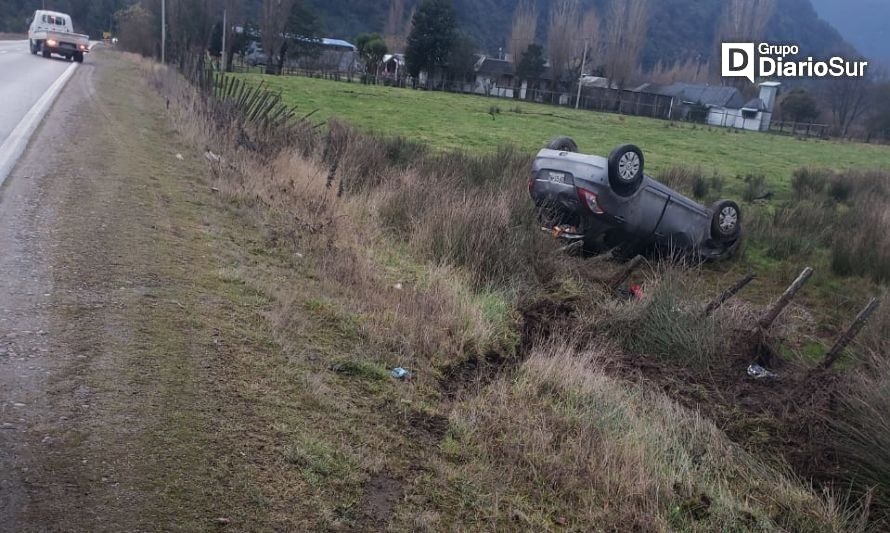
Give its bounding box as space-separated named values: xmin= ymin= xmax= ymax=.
xmin=529 ymin=137 xmax=742 ymax=260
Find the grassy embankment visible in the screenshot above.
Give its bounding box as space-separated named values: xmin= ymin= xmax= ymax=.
xmin=140 ymin=62 xmax=890 ymax=530
xmin=236 ymin=72 xmax=890 ymax=339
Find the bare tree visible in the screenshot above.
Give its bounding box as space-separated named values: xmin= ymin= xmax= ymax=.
xmin=580 ymin=6 xmax=600 ymax=62
xmin=163 ymin=0 xmax=221 ymax=60
xmin=603 ymin=0 xmax=649 ymax=89
xmin=547 ymin=0 xmax=581 ymax=95
xmin=713 ymin=0 xmax=775 ymax=83
xmin=509 ymin=0 xmax=537 ymax=63
xmin=718 ymin=0 xmax=775 ymax=42
xmin=824 ymin=77 xmax=871 ymax=137
xmin=261 ymin=0 xmax=295 ymax=74
xmin=648 ymin=57 xmax=712 ymax=85
xmin=384 ymin=0 xmax=407 ymax=52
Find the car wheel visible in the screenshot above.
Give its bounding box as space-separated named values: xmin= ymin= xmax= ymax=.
xmin=74 ymin=52 xmax=83 ymax=63
xmin=546 ymin=136 xmax=578 ymax=152
xmin=710 ymin=200 xmax=742 ymax=241
xmin=607 ymin=144 xmax=644 ymax=196
xmin=30 ymin=40 xmax=37 ymax=54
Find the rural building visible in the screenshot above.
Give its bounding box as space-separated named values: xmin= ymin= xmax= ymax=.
xmin=381 ymin=53 xmax=405 ymax=79
xmin=293 ymin=38 xmax=360 ymax=73
xmin=632 ymin=81 xmax=781 ymax=131
xmin=471 ymin=56 xmax=516 ymax=97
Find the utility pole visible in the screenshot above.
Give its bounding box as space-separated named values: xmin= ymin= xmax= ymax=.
xmin=161 ymin=0 xmax=166 ymax=64
xmin=575 ymin=38 xmax=588 ymax=110
xmin=221 ymin=8 xmax=227 ymax=72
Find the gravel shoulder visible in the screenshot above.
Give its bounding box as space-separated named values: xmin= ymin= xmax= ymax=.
xmin=0 ymin=51 xmax=278 ymax=532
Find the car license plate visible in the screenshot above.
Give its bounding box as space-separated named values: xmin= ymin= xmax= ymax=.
xmin=547 ymin=171 xmax=569 ymax=184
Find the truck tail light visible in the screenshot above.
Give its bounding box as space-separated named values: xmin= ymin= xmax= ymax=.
xmin=46 ymin=39 xmax=57 ymax=46
xmin=577 ymin=187 xmax=604 ymax=214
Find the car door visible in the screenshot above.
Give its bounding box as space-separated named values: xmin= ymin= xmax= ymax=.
xmin=653 ymin=193 xmax=710 ymax=248
xmin=614 ymin=178 xmax=670 ymax=237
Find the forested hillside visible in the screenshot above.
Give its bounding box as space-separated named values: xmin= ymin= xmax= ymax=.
xmin=0 ymin=0 xmax=851 ymax=68
xmin=302 ymin=0 xmax=851 ymax=67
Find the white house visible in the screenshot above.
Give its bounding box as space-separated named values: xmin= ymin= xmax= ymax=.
xmin=633 ymin=81 xmax=781 ymax=131
xmin=707 ymin=82 xmax=782 ymax=131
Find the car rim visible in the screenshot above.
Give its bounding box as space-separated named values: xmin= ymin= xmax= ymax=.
xmin=719 ymin=206 xmax=738 ymax=232
xmin=618 ymin=152 xmax=640 ymax=182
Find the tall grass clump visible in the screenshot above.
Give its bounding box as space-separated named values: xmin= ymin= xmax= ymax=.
xmin=747 ymin=203 xmax=831 ymax=260
xmin=450 ymin=344 xmax=858 ymax=531
xmin=828 ymin=170 xmax=890 ymax=282
xmin=791 ymin=168 xmax=830 ymax=199
xmin=612 ymin=269 xmax=723 ymax=367
xmin=745 ymin=167 xmax=890 ymax=281
xmin=658 ymin=166 xmax=722 ymax=201
xmin=830 ymin=303 xmax=890 ymax=522
xmin=377 ymin=147 xmax=557 ymax=289
xmin=742 ymin=173 xmax=770 ymax=201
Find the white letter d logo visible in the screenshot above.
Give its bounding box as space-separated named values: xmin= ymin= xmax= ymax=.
xmin=722 ymin=43 xmax=755 ymax=83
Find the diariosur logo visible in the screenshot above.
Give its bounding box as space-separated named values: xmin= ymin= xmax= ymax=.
xmin=722 ymin=43 xmax=868 ymax=83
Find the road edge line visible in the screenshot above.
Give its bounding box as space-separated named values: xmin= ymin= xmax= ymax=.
xmin=0 ymin=60 xmax=79 ymax=189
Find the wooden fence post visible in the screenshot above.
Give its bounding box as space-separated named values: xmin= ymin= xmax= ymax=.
xmin=757 ymin=267 xmax=813 ymax=330
xmin=820 ymin=297 xmax=880 ymax=369
xmin=703 ymin=273 xmax=756 ymax=317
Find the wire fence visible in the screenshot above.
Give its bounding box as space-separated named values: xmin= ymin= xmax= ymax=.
xmin=224 ymin=56 xmax=890 ymax=143
xmin=769 ymin=121 xmax=830 ymax=139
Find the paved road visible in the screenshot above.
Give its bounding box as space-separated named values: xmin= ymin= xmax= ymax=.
xmin=0 ymin=40 xmax=75 ymax=144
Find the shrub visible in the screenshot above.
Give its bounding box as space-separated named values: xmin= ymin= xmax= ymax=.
xmin=830 ymin=196 xmax=890 ymax=282
xmin=791 ymin=168 xmax=830 ymax=199
xmin=659 ymin=166 xmax=708 ymax=198
xmin=747 ymin=203 xmax=830 ymax=260
xmin=742 ymin=174 xmax=770 ymax=202
xmin=828 ymin=170 xmax=890 ymax=281
xmin=828 ymin=175 xmax=854 ymax=203
xmin=692 ymin=174 xmax=711 ymax=199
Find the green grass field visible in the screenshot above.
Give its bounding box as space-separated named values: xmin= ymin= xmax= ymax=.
xmin=237 ymin=73 xmax=890 ymax=195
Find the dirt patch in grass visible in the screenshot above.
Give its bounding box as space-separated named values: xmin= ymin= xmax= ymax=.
xmin=360 ymin=473 xmax=403 ymax=525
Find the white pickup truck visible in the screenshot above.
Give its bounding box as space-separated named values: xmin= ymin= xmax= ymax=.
xmin=28 ymin=10 xmax=90 ymax=63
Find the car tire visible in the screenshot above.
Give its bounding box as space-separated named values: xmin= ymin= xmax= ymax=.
xmin=710 ymin=200 xmax=742 ymax=241
xmin=607 ymin=144 xmax=645 ymax=196
xmin=546 ymin=136 xmax=578 ymax=152
xmin=30 ymin=40 xmax=37 ymax=54
xmin=74 ymin=52 xmax=83 ymax=63
xmin=42 ymin=46 xmax=50 ymax=58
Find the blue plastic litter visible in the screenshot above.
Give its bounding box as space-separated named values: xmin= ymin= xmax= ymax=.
xmin=391 ymin=367 xmax=412 ymax=379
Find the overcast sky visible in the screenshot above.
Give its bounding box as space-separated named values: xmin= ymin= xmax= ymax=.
xmin=810 ymin=0 xmax=890 ymax=66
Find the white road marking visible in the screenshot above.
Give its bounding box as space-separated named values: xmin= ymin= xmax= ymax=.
xmin=0 ymin=61 xmax=78 ymax=189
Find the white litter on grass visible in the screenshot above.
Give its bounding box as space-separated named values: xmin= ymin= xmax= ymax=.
xmin=747 ymin=364 xmax=778 ymax=379
xmin=204 ymin=151 xmax=221 ymax=164
xmin=175 ymin=153 xmax=184 ymax=160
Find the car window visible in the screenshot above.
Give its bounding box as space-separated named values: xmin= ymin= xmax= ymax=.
xmin=41 ymin=15 xmax=65 ymax=26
